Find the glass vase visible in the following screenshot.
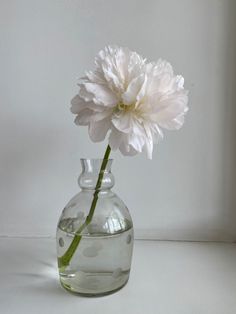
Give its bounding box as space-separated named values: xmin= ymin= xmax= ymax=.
xmin=56 ymin=159 xmax=134 ymax=296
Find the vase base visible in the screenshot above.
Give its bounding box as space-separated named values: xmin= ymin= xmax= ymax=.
xmin=59 ymin=271 xmax=130 ymax=297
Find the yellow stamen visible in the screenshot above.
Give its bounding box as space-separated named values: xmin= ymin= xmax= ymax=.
xmin=117 ymin=102 xmax=135 ymax=112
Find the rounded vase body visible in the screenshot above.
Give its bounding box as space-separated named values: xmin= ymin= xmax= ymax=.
xmin=56 ymin=159 xmax=134 ymax=296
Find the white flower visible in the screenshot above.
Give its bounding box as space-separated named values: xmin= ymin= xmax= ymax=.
xmin=71 ymin=45 xmax=188 ymax=159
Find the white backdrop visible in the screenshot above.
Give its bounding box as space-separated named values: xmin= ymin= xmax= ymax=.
xmin=0 ymin=0 xmax=235 ymax=241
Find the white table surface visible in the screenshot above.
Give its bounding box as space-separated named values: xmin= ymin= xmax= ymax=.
xmin=1 ymin=237 xmax=236 ymax=314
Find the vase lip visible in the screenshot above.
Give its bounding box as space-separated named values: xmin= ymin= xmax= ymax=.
xmin=79 ymin=158 xmax=114 ymax=186
xmin=80 ymin=158 xmax=113 ymax=161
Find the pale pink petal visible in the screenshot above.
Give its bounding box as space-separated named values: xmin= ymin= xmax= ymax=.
xmin=148 ymin=59 xmax=173 ymax=77
xmin=158 ymin=113 xmax=186 ymax=130
xmin=119 ymin=142 xmax=138 ymax=156
xmin=70 ymin=95 xmax=86 ymax=114
xmin=112 ymin=111 xmax=133 ymax=133
xmin=136 ymin=74 xmax=148 ymax=102
xmin=91 ymin=108 xmax=114 ymax=122
xmin=71 ymin=95 xmax=108 ymax=114
xmin=152 ymin=124 xmax=164 ymax=141
xmin=145 ymin=139 xmax=153 ymax=159
xmin=143 ymin=123 xmax=153 ymax=159
xmin=85 ymin=70 xmax=106 ymax=85
xmin=83 ymin=82 xmax=118 ymax=107
xmin=102 ymin=67 xmax=124 ymax=92
xmin=79 ymin=85 xmax=94 ymax=102
xmin=128 ymin=133 xmax=145 ymax=153
xmin=149 ymin=91 xmax=188 ymax=123
xmin=108 ymin=128 xmax=124 ymax=150
xmin=74 ymin=109 xmax=93 ymax=126
xmin=88 ymin=118 xmax=111 ymax=142
xmin=122 ymin=74 xmax=145 ymax=105
xmin=175 ymin=75 xmax=184 ymax=90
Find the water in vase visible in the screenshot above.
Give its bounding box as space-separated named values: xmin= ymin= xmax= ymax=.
xmin=57 ymin=218 xmax=133 ymax=296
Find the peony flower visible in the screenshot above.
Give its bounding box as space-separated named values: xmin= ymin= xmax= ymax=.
xmin=71 ymin=45 xmax=188 ymax=159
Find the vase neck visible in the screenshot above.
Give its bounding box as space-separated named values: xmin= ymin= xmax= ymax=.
xmin=78 ymin=159 xmax=114 ymax=190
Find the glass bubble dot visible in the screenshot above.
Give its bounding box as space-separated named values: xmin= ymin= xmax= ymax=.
xmin=59 ymin=237 xmax=64 ymax=247
xmin=126 ymin=234 xmax=132 ymax=244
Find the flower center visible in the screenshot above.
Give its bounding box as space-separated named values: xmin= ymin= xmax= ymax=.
xmin=117 ymin=102 xmax=135 ymax=112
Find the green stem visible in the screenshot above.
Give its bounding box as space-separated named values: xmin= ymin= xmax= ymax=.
xmin=58 ymin=144 xmax=111 ymax=269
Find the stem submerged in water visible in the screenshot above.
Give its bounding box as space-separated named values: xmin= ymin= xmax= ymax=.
xmin=58 ymin=145 xmax=111 ymax=269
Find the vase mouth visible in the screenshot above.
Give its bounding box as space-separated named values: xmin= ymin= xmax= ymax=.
xmin=80 ymin=158 xmax=113 ymax=175
xmin=80 ymin=158 xmax=113 ymax=162
xmin=79 ymin=158 xmax=114 ymax=189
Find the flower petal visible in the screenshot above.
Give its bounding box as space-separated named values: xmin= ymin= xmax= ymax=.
xmin=85 ymin=70 xmax=106 ymax=85
xmin=74 ymin=109 xmax=93 ymax=126
xmin=70 ymin=95 xmax=86 ymax=114
xmin=88 ymin=118 xmax=111 ymax=142
xmin=119 ymin=142 xmax=138 ymax=156
xmin=158 ymin=113 xmax=187 ymax=130
xmin=91 ymin=108 xmax=114 ymax=122
xmin=143 ymin=122 xmax=154 ymax=159
xmin=108 ymin=128 xmax=124 ymax=150
xmin=83 ymin=82 xmax=118 ymax=107
xmin=122 ymin=74 xmax=145 ymax=105
xmin=71 ymin=95 xmax=109 ymax=115
xmin=112 ymin=111 xmax=133 ymax=133
xmin=148 ymin=91 xmax=188 ymax=124
xmin=128 ymin=133 xmax=145 ymax=153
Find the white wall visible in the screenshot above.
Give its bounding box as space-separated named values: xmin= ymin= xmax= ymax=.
xmin=1 ymin=0 xmax=235 ymax=241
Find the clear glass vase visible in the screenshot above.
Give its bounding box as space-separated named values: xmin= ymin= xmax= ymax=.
xmin=56 ymin=159 xmax=134 ymax=296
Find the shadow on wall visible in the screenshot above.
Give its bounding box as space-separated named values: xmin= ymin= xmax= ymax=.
xmin=221 ymin=1 xmax=236 ymax=240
